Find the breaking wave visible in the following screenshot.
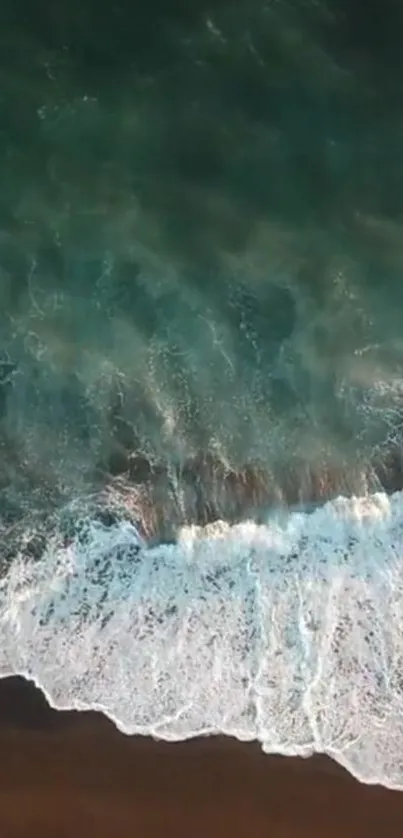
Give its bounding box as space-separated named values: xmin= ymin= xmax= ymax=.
xmin=1 ymin=488 xmax=403 ymax=790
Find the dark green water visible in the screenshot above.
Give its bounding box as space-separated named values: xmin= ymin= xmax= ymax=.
xmin=1 ymin=0 xmax=403 ymax=542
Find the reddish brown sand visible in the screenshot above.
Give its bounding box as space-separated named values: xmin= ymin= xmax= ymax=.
xmin=0 ymin=677 xmax=402 ymax=837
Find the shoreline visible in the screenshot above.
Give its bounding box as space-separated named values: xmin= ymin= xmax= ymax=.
xmin=0 ymin=676 xmax=402 ymax=837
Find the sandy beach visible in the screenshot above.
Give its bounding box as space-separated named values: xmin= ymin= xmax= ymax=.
xmin=0 ymin=676 xmax=400 ymax=838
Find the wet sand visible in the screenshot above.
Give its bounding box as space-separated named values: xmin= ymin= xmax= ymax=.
xmin=0 ymin=677 xmax=401 ymax=837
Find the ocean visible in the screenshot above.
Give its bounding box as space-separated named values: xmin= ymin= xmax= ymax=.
xmin=1 ymin=0 xmax=403 ymax=789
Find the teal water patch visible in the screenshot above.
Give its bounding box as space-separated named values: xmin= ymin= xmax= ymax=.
xmin=0 ymin=2 xmax=403 ymax=504
xmin=0 ymin=6 xmax=402 ymax=565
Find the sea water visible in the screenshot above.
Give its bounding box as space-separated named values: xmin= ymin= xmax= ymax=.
xmin=1 ymin=0 xmax=403 ymax=792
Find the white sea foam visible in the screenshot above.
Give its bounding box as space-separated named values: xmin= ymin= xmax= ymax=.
xmin=1 ymin=491 xmax=403 ymax=789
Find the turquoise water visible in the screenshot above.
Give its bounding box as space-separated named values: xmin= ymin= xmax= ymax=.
xmin=1 ymin=2 xmax=403 ymax=531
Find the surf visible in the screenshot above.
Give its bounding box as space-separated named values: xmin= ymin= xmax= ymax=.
xmin=0 ymin=487 xmax=402 ymax=790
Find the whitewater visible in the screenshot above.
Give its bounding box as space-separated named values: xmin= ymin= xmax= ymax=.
xmin=1 ymin=488 xmax=403 ymax=790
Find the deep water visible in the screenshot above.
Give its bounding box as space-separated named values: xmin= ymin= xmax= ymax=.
xmin=1 ymin=1 xmax=403 ymax=539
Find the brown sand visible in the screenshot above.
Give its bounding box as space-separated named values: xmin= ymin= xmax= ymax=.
xmin=0 ymin=677 xmax=402 ymax=837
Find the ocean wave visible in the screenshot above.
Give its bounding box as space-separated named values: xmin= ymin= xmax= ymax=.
xmin=1 ymin=489 xmax=403 ymax=789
